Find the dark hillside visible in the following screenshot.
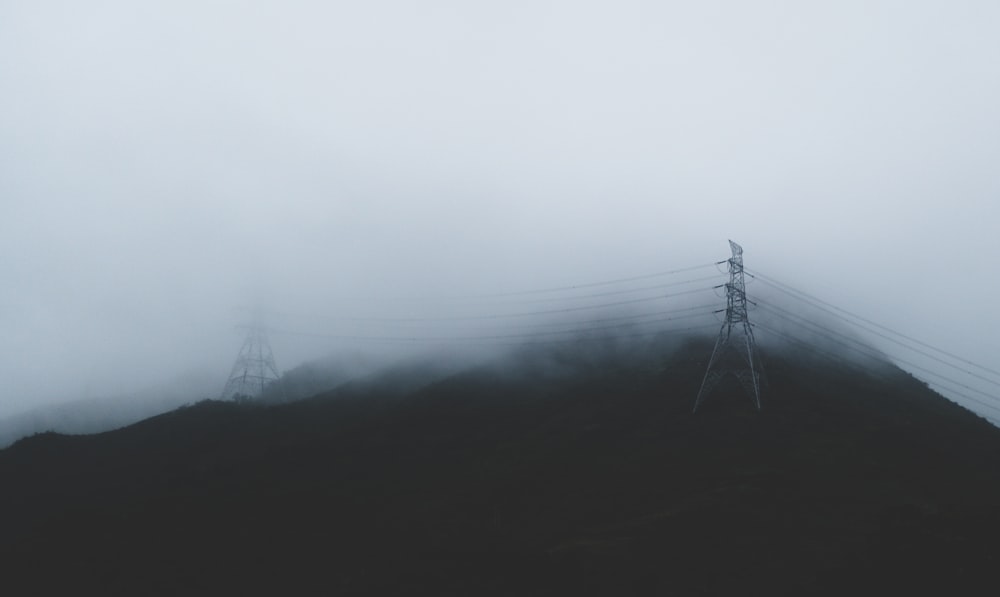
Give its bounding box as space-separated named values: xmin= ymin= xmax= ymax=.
xmin=2 ymin=333 xmax=1000 ymax=595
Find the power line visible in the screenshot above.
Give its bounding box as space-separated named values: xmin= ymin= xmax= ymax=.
xmin=754 ymin=322 xmax=1000 ymax=416
xmin=757 ymin=322 xmax=1000 ymax=417
xmin=270 ymin=308 xmax=719 ymax=344
xmin=270 ymin=320 xmax=720 ymax=346
xmin=752 ymin=298 xmax=1000 ymax=391
xmin=731 ymin=269 xmax=1000 ymax=418
xmin=452 ymin=262 xmax=721 ymax=298
xmin=276 ymin=303 xmax=721 ymax=335
xmin=752 ymin=316 xmax=1000 ymax=410
xmin=504 ymin=303 xmax=722 ymax=330
xmin=752 ymin=322 xmax=1000 ymax=417
xmin=381 ymin=274 xmax=725 ymax=309
xmin=753 ymin=300 xmax=882 ymax=353
xmin=505 ymin=274 xmax=724 ymax=304
xmin=317 ymin=286 xmax=717 ymax=323
xmin=753 ymin=322 xmax=892 ymax=378
xmin=318 ymin=262 xmax=724 ymax=305
xmin=747 ymin=269 xmax=1000 ymax=380
xmin=751 ymin=314 xmax=996 ymax=403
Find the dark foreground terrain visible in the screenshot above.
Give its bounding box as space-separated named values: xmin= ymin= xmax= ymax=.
xmin=2 ymin=334 xmax=1000 ymax=595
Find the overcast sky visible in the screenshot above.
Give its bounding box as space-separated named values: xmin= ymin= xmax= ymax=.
xmin=2 ymin=1 xmax=999 ymax=420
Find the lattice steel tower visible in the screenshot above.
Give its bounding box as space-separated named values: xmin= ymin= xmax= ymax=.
xmin=693 ymin=240 xmax=763 ymax=412
xmin=220 ymin=324 xmax=282 ymax=401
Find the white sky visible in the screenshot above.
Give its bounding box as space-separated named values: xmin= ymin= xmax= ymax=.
xmin=2 ymin=1 xmax=999 ymax=419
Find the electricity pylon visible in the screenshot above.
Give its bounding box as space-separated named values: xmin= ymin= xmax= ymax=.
xmin=693 ymin=240 xmax=762 ymax=412
xmin=220 ymin=323 xmax=282 ymax=401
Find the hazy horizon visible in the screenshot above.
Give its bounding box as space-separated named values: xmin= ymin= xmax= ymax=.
xmin=2 ymin=1 xmax=999 ymax=424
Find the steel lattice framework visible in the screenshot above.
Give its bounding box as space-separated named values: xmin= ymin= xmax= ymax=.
xmin=220 ymin=324 xmax=282 ymax=401
xmin=693 ymin=240 xmax=763 ymax=412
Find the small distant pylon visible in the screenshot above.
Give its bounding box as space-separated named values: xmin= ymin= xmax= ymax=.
xmin=693 ymin=240 xmax=763 ymax=412
xmin=220 ymin=323 xmax=282 ymax=401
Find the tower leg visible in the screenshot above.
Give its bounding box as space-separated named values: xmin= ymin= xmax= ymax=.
xmin=694 ymin=327 xmax=727 ymax=413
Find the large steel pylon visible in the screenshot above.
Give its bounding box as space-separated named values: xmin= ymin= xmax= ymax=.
xmin=220 ymin=323 xmax=282 ymax=401
xmin=693 ymin=240 xmax=762 ymax=412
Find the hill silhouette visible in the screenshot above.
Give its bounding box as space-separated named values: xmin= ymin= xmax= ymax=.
xmin=1 ymin=332 xmax=1000 ymax=596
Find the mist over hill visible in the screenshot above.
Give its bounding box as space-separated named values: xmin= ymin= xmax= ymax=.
xmin=2 ymin=328 xmax=999 ymax=595
xmin=5 ymin=2 xmax=999 ymax=593
xmin=0 ymin=370 xmax=219 ymax=448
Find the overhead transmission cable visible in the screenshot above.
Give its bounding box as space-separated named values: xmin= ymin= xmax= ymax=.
xmin=497 ymin=302 xmax=721 ymax=330
xmin=753 ymin=299 xmax=883 ymax=352
xmin=503 ymin=274 xmax=724 ymax=304
xmin=752 ymin=322 xmax=1000 ymax=417
xmin=321 ymin=262 xmax=724 ymax=305
xmin=746 ymin=269 xmax=1000 ymax=380
xmin=751 ymin=312 xmax=1000 ymax=405
xmin=743 ymin=273 xmax=1000 ymax=417
xmin=754 ymin=322 xmax=1000 ymax=417
xmin=450 ymin=262 xmax=722 ymax=299
xmin=271 ymin=316 xmax=720 ymax=345
xmin=319 ymin=285 xmax=717 ymax=323
xmin=753 ymin=298 xmax=1000 ymax=391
